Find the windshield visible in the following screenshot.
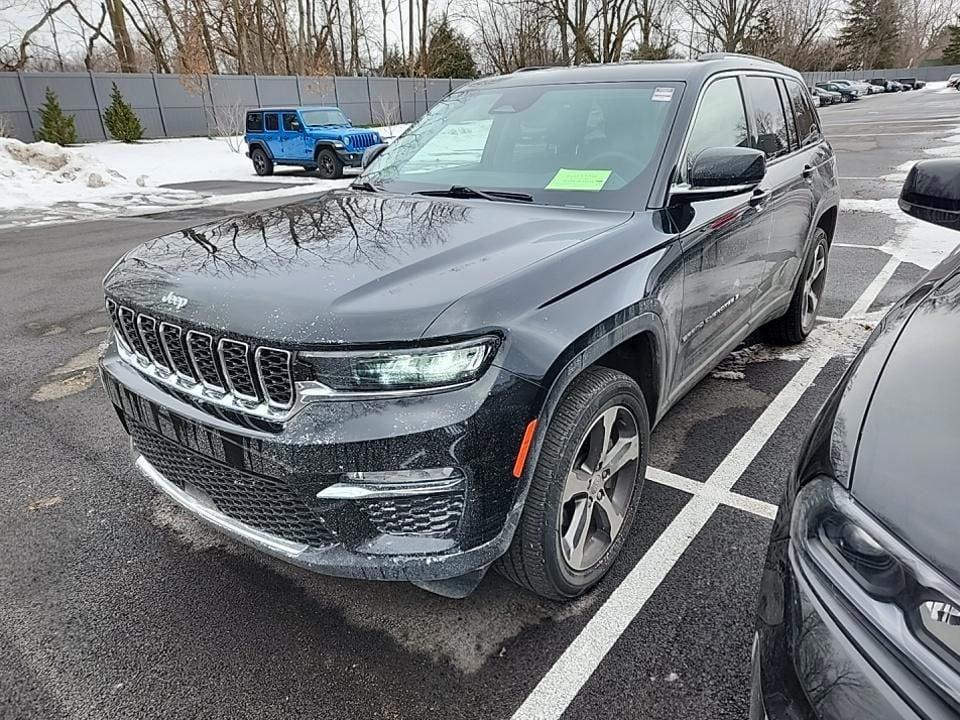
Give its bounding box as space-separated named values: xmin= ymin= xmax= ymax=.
xmin=362 ymin=81 xmax=682 ymax=210
xmin=300 ymin=109 xmax=350 ymax=126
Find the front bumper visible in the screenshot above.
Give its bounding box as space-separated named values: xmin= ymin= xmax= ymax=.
xmin=335 ymin=149 xmax=364 ymax=167
xmin=753 ymin=536 xmax=954 ymax=720
xmin=100 ymin=342 xmax=542 ymax=586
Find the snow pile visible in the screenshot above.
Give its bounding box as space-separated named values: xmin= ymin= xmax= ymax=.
xmin=0 ymin=138 xmax=158 ymax=210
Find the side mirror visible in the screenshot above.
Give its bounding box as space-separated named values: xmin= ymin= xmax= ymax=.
xmin=361 ymin=143 xmax=388 ymax=169
xmin=290 ymin=120 xmax=301 ymax=131
xmin=900 ymin=159 xmax=960 ymax=230
xmin=672 ymin=147 xmax=766 ymax=202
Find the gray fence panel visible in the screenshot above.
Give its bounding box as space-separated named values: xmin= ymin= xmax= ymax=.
xmin=426 ymin=78 xmax=451 ymax=108
xmin=208 ymin=75 xmax=260 ymax=135
xmin=254 ymin=75 xmax=300 ymax=106
xmin=298 ymin=76 xmax=337 ymax=106
xmin=451 ymin=79 xmax=472 ymax=92
xmin=397 ymin=78 xmax=421 ymax=123
xmin=21 ymin=71 xmax=105 ymax=141
xmin=93 ymin=72 xmax=164 ymax=139
xmin=803 ymin=65 xmax=960 ymax=85
xmin=334 ymin=77 xmax=372 ymax=124
xmin=153 ymin=74 xmax=209 ymax=137
xmin=368 ymin=77 xmax=401 ymax=125
xmin=0 ymin=73 xmax=32 ymax=141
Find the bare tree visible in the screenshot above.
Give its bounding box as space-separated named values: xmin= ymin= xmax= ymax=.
xmin=683 ymin=0 xmax=766 ymax=51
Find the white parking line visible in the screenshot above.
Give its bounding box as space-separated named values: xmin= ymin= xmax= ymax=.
xmin=646 ymin=467 xmax=778 ymax=520
xmin=510 ymin=256 xmax=902 ymax=720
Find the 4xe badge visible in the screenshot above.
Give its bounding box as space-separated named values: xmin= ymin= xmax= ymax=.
xmin=161 ymin=291 xmax=188 ymax=310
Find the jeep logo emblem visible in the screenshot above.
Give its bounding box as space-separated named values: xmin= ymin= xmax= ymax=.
xmin=161 ymin=291 xmax=188 ymax=310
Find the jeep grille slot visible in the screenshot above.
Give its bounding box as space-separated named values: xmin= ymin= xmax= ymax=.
xmin=256 ymin=348 xmax=294 ymax=409
xmin=218 ymin=339 xmax=260 ymax=403
xmin=159 ymin=323 xmax=196 ymax=382
xmin=117 ymin=305 xmax=149 ymax=362
xmin=105 ymin=300 xmax=298 ymax=420
xmin=186 ymin=331 xmax=225 ymax=391
xmin=136 ymin=315 xmax=170 ymax=373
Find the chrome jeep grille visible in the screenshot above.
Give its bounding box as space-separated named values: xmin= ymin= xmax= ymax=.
xmin=106 ymin=299 xmax=296 ymax=416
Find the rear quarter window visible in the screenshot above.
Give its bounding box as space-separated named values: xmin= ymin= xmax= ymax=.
xmin=785 ymin=80 xmax=821 ymax=147
xmin=265 ymin=113 xmax=279 ymax=132
xmin=246 ymin=112 xmax=264 ymax=132
xmin=743 ymin=76 xmax=790 ymax=159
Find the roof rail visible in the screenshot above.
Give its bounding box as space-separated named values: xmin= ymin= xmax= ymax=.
xmin=697 ymin=52 xmax=779 ymax=65
xmin=513 ymin=65 xmax=552 ymax=73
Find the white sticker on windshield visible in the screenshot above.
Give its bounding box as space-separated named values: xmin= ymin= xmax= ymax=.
xmin=652 ymin=87 xmax=675 ymax=102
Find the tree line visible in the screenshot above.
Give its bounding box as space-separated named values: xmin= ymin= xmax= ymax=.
xmin=2 ymin=0 xmax=958 ymax=78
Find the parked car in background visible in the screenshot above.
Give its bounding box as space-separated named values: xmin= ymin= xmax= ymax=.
xmin=244 ymin=106 xmax=383 ymax=179
xmin=751 ymin=158 xmax=960 ymax=720
xmin=810 ymin=86 xmax=841 ymax=106
xmin=816 ymin=82 xmax=859 ymax=102
xmin=830 ymin=79 xmax=870 ymax=96
xmin=100 ymin=56 xmax=839 ymax=601
xmin=897 ymin=77 xmax=917 ymax=90
xmin=869 ymin=78 xmax=901 ymax=92
xmin=948 ymin=73 xmax=960 ymax=88
xmin=860 ymin=80 xmax=885 ymax=94
xmin=913 ymin=79 xmax=927 ymax=89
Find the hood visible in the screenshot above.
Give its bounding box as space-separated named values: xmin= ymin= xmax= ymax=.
xmin=103 ymin=190 xmax=629 ymax=345
xmin=851 ymin=262 xmax=960 ymax=587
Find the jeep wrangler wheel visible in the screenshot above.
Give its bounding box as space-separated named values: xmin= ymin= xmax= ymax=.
xmin=250 ymin=147 xmax=273 ymax=176
xmin=496 ymin=367 xmax=649 ymax=600
xmin=316 ymin=149 xmax=344 ymax=179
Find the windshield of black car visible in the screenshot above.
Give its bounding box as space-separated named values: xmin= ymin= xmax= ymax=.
xmin=362 ymin=81 xmax=682 ymax=211
xmin=301 ymin=109 xmax=349 ymax=126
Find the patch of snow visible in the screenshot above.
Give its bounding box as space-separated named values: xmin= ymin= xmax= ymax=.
xmin=842 ymin=197 xmax=960 ymax=269
xmin=922 ymin=81 xmax=948 ymax=91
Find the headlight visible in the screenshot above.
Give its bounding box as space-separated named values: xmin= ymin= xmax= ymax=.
xmin=792 ymin=477 xmax=906 ymax=599
xmin=300 ymin=336 xmax=499 ymax=394
xmin=332 ymin=140 xmax=345 ymax=148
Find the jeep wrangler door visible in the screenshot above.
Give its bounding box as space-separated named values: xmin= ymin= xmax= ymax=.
xmin=281 ymin=112 xmax=307 ymax=162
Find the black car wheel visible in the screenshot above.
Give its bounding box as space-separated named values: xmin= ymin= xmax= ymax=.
xmin=496 ymin=366 xmax=649 ymax=600
xmin=316 ymin=148 xmax=344 ymax=179
xmin=840 ymin=94 xmax=850 ymax=103
xmin=766 ymin=226 xmax=830 ymax=344
xmin=250 ymin=147 xmax=273 ymax=176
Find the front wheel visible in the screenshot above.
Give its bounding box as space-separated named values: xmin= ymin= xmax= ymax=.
xmin=841 ymin=95 xmax=849 ymax=103
xmin=496 ymin=367 xmax=649 ymax=600
xmin=765 ymin=227 xmax=829 ymax=345
xmin=316 ymin=148 xmax=344 ymax=179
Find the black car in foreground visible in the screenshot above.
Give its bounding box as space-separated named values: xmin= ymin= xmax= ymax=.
xmin=752 ymin=159 xmax=960 ymax=718
xmin=815 ymin=82 xmax=859 ymax=103
xmin=100 ymin=55 xmax=839 ymax=599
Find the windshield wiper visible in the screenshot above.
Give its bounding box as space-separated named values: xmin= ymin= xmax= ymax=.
xmin=352 ymin=180 xmax=381 ymax=192
xmin=413 ymin=186 xmax=533 ymax=203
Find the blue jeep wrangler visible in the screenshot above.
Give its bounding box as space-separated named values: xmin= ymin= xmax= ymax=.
xmin=244 ymin=107 xmax=383 ymax=179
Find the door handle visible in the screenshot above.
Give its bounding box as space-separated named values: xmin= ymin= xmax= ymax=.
xmin=748 ymin=188 xmax=769 ymax=208
xmin=802 ymin=164 xmax=815 ymax=179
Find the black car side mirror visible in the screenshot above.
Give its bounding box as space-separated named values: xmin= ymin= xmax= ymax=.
xmin=361 ymin=143 xmax=388 ymax=169
xmin=672 ymin=147 xmax=766 ymax=202
xmin=899 ymin=159 xmax=960 ymax=231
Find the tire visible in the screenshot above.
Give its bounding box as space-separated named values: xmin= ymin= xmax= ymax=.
xmin=841 ymin=95 xmax=849 ymax=103
xmin=250 ymin=147 xmax=273 ymax=177
xmin=765 ymin=226 xmax=830 ymax=345
xmin=316 ymin=148 xmax=344 ymax=179
xmin=495 ymin=366 xmax=650 ymax=600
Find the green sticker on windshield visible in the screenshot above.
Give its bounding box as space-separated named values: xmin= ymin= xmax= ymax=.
xmin=545 ymin=168 xmax=612 ymax=192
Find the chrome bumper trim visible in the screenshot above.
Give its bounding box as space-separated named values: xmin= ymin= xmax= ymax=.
xmin=134 ymin=454 xmax=309 ymax=557
xmin=316 ymin=475 xmax=464 ymax=500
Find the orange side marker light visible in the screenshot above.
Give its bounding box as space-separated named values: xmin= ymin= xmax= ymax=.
xmin=512 ymin=419 xmax=539 ymax=478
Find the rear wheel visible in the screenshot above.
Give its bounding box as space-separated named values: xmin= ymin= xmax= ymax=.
xmin=250 ymin=147 xmax=273 ymax=176
xmin=765 ymin=226 xmax=829 ymax=345
xmin=316 ymin=148 xmax=344 ymax=179
xmin=496 ymin=367 xmax=649 ymax=600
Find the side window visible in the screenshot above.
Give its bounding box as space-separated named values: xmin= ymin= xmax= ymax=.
xmin=282 ymin=112 xmax=299 ymax=131
xmin=786 ymin=80 xmax=820 ymax=147
xmin=264 ymin=113 xmax=279 ymax=132
xmin=682 ymin=77 xmax=749 ymax=182
xmin=778 ymin=80 xmax=798 ymax=150
xmin=744 ymin=76 xmax=789 ymax=159
xmin=246 ymin=112 xmax=263 ymax=132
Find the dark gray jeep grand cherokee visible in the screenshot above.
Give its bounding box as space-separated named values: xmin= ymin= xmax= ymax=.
xmin=100 ymin=55 xmax=839 ymax=599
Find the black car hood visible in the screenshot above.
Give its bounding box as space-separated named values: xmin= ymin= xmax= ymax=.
xmin=851 ymin=259 xmax=960 ymax=587
xmin=103 ymin=190 xmax=630 ymax=345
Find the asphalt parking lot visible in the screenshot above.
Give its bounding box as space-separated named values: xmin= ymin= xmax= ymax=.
xmin=1 ymin=87 xmax=957 ymax=720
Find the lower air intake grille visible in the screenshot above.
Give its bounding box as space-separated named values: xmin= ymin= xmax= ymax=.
xmin=363 ymin=493 xmax=464 ymax=537
xmin=132 ymin=425 xmax=336 ymax=546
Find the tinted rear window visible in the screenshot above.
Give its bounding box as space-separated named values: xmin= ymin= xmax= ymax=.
xmin=744 ymin=76 xmax=789 ymax=159
xmin=785 ymin=80 xmax=820 ymax=147
xmin=265 ymin=113 xmax=279 ymax=131
xmin=246 ymin=112 xmax=263 ymax=132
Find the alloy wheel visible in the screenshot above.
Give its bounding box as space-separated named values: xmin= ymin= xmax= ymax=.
xmin=253 ymin=152 xmax=266 ymax=173
xmin=801 ymin=241 xmax=827 ymax=331
xmin=320 ymin=154 xmax=334 ymax=176
xmin=558 ymin=405 xmax=640 ymax=572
